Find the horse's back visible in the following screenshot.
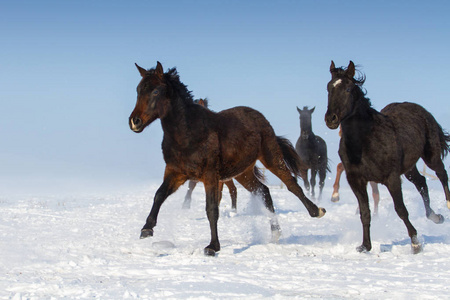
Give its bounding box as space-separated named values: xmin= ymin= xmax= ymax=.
xmin=381 ymin=102 xmax=444 ymax=167
xmin=215 ymin=106 xmax=277 ymax=179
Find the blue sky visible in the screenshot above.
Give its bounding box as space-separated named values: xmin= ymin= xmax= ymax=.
xmin=1 ymin=1 xmax=450 ymax=193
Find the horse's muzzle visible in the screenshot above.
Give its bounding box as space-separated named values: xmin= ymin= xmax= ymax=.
xmin=129 ymin=116 xmax=144 ymax=133
xmin=325 ymin=113 xmax=339 ymax=129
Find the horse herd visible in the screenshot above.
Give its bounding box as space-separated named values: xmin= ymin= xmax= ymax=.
xmin=129 ymin=60 xmax=450 ymax=256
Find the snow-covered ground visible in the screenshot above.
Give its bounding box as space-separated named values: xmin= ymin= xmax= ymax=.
xmin=2 ymin=180 xmax=450 ymax=299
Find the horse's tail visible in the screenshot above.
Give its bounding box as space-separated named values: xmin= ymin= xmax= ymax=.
xmin=253 ymin=166 xmax=266 ymax=183
xmin=326 ymin=159 xmax=331 ymax=173
xmin=438 ymin=125 xmax=450 ymax=159
xmin=276 ymin=136 xmax=304 ymax=177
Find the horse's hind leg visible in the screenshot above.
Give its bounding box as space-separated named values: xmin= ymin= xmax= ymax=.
xmin=424 ymin=158 xmax=450 ymax=209
xmin=318 ymin=166 xmax=327 ymax=200
xmin=386 ymin=175 xmax=421 ymax=254
xmin=405 ymin=165 xmax=444 ymax=224
xmin=182 ymin=180 xmax=197 ymax=209
xmin=234 ymin=167 xmax=281 ymax=242
xmin=224 ymin=180 xmax=238 ymax=211
xmin=261 ymin=161 xmax=325 ymax=218
xmin=369 ymin=182 xmax=380 ymax=216
xmin=331 ymin=163 xmax=345 ymax=202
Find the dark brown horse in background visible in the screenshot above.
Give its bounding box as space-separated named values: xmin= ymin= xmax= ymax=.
xmin=295 ymin=106 xmax=329 ymax=200
xmin=182 ymin=99 xmax=238 ymax=211
xmin=325 ymin=60 xmax=450 ymax=254
xmin=129 ymin=61 xmax=325 ymax=256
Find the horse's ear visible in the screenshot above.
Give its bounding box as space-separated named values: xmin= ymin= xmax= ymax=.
xmin=198 ymin=99 xmax=205 ymax=107
xmin=330 ymin=60 xmax=335 ymax=73
xmin=297 ymin=106 xmax=301 ymax=114
xmin=346 ymin=61 xmax=355 ymax=78
xmin=310 ymin=106 xmax=315 ymax=113
xmin=155 ymin=61 xmax=164 ymax=80
xmin=135 ymin=63 xmax=147 ymax=77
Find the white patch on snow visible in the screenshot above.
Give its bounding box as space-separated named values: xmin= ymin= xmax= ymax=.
xmin=1 ymin=183 xmax=450 ymax=299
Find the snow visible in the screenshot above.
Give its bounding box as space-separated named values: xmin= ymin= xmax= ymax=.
xmin=2 ymin=181 xmax=450 ymax=299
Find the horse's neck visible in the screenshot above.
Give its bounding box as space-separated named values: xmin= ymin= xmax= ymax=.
xmin=161 ymin=101 xmax=211 ymax=149
xmin=341 ymin=106 xmax=376 ymax=164
xmin=160 ymin=103 xmax=194 ymax=147
xmin=300 ymin=124 xmax=314 ymax=140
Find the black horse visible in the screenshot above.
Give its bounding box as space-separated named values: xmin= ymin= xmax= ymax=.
xmin=325 ymin=60 xmax=450 ymax=254
xmin=295 ymin=106 xmax=329 ymax=200
xmin=129 ymin=62 xmax=325 ymax=256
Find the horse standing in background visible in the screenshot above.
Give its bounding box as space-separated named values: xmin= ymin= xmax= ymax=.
xmin=295 ymin=106 xmax=329 ymax=200
xmin=129 ymin=62 xmax=325 ymax=256
xmin=182 ymin=99 xmax=238 ymax=211
xmin=325 ymin=60 xmax=450 ymax=254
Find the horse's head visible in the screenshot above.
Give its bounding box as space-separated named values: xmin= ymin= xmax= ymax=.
xmin=297 ymin=106 xmax=315 ymax=133
xmin=325 ymin=60 xmax=358 ymax=129
xmin=129 ymin=61 xmax=170 ymax=133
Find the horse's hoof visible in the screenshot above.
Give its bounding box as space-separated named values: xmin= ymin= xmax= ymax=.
xmin=331 ymin=193 xmax=340 ymax=202
xmin=411 ymin=243 xmax=423 ymax=254
xmin=428 ymin=212 xmax=444 ymax=224
xmin=182 ymin=202 xmax=191 ymax=209
xmin=140 ymin=229 xmax=154 ymax=239
xmin=356 ymin=245 xmax=370 ymax=253
xmin=204 ymin=247 xmax=217 ymax=256
xmin=317 ymin=207 xmax=326 ymax=218
xmin=271 ymin=228 xmax=282 ymax=244
xmin=447 ymin=200 xmax=450 ymax=210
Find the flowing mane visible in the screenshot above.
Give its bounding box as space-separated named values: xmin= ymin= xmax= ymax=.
xmin=145 ymin=66 xmax=195 ymax=105
xmin=331 ymin=65 xmax=372 ymax=109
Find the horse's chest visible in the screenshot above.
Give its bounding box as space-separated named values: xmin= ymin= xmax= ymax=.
xmin=162 ymin=135 xmax=219 ymax=177
xmin=296 ymin=138 xmax=317 ymax=161
xmin=339 ymin=133 xmax=399 ymax=181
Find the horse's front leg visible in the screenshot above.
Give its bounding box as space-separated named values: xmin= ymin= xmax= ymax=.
xmin=347 ymin=174 xmax=371 ymax=252
xmin=331 ymin=163 xmax=344 ymax=202
xmin=310 ymin=168 xmax=317 ymax=199
xmin=141 ymin=170 xmax=186 ymax=239
xmin=204 ymin=180 xmax=221 ymax=256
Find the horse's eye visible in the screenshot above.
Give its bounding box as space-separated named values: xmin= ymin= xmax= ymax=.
xmin=346 ymin=88 xmax=351 ymax=92
xmin=153 ymin=90 xmax=159 ymax=95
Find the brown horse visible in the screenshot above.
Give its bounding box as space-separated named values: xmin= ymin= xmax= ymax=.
xmin=182 ymin=99 xmax=238 ymax=210
xmin=325 ymin=61 xmax=450 ymax=254
xmin=129 ymin=61 xmax=326 ymax=256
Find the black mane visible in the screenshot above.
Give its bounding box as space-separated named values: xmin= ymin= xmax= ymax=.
xmin=332 ymin=65 xmax=372 ymax=108
xmin=147 ymin=66 xmax=195 ymax=105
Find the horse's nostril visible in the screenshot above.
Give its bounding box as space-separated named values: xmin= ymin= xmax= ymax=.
xmin=133 ymin=117 xmax=142 ymax=127
xmin=331 ymin=115 xmax=338 ymax=122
